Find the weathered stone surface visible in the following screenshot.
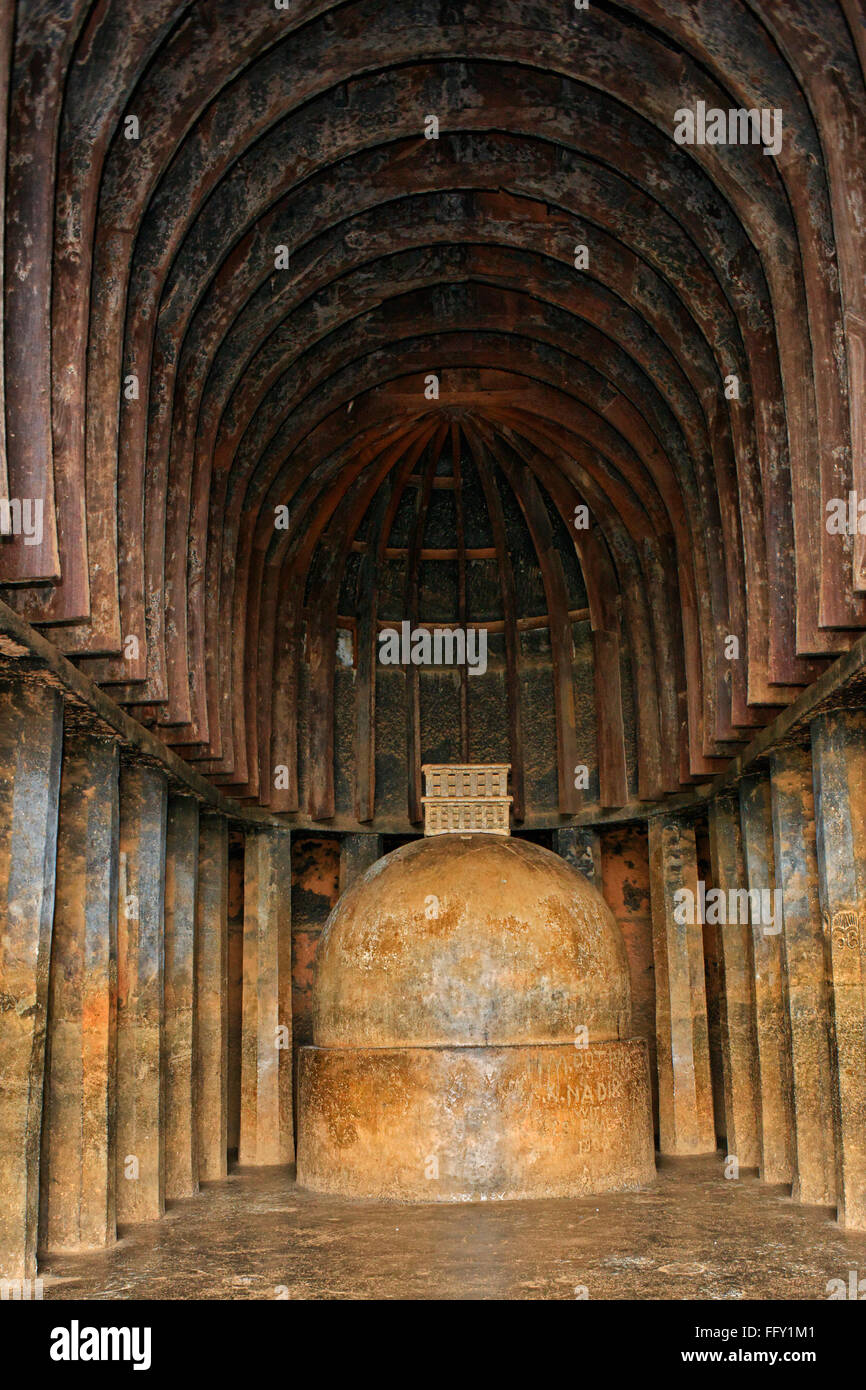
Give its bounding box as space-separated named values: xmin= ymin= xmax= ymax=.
xmin=599 ymin=824 xmax=658 ymax=1131
xmin=315 ymin=835 xmax=632 ymax=1048
xmin=195 ymin=813 xmax=229 ymax=1182
xmin=696 ymin=814 xmax=727 ymax=1150
xmin=339 ymin=833 xmax=383 ymax=892
xmin=34 ymin=1156 xmax=866 ymax=1302
xmin=0 ymin=681 xmax=63 ymax=1279
xmin=554 ymin=825 xmax=601 ymax=886
xmin=648 ymin=814 xmax=715 ymax=1155
xmin=739 ymin=775 xmax=796 ymax=1186
xmin=769 ymin=747 xmax=836 ymax=1207
xmin=40 ymin=737 xmax=119 ymax=1253
xmin=116 ymin=764 xmax=168 ymax=1224
xmin=298 ymin=1041 xmax=655 ymax=1201
xmin=707 ymin=795 xmax=762 ymax=1171
xmin=300 ymin=833 xmax=652 ymax=1199
xmin=3 ymin=0 xmax=866 ymax=1265
xmin=239 ymin=827 xmax=293 ymax=1166
xmin=227 ymin=833 xmax=245 ymax=1154
xmin=290 ymin=836 xmax=340 ymax=1059
xmin=164 ymin=795 xmax=200 ymax=1199
xmin=811 ymin=711 xmax=866 ymax=1230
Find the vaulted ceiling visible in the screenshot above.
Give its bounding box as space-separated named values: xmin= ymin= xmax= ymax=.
xmin=1 ymin=0 xmax=864 ymax=827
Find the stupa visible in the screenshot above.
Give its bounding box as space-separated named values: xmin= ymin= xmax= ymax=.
xmin=297 ymin=804 xmax=656 ymax=1201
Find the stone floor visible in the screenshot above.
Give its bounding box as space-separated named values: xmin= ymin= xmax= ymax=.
xmin=38 ymin=1155 xmax=866 ymax=1301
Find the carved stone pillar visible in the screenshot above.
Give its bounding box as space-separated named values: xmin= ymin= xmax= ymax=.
xmin=40 ymin=737 xmax=119 ymax=1252
xmin=769 ymin=747 xmax=836 ymax=1206
xmin=116 ymin=764 xmax=168 ymax=1224
xmin=195 ymin=813 xmax=229 ymax=1181
xmin=240 ymin=827 xmax=293 ymax=1165
xmin=339 ymin=833 xmax=383 ymax=893
xmin=0 ymin=682 xmax=62 ymax=1279
xmin=553 ymin=826 xmax=602 ymax=888
xmin=811 ymin=711 xmax=866 ymax=1229
xmin=164 ymin=795 xmax=199 ymax=1200
xmin=648 ymin=813 xmax=715 ymax=1155
xmin=707 ymin=795 xmax=762 ymax=1170
xmin=739 ymin=775 xmax=795 ymax=1186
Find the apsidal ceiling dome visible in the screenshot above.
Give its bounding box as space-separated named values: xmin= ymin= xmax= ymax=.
xmin=313 ymin=833 xmax=632 ymax=1048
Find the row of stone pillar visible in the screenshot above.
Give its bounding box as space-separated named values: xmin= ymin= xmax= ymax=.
xmin=649 ymin=709 xmax=866 ymax=1230
xmin=0 ymin=680 xmax=294 ymax=1280
xmin=4 ymin=678 xmax=864 ymax=1270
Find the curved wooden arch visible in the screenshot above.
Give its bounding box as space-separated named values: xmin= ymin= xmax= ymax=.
xmin=1 ymin=0 xmax=864 ymax=825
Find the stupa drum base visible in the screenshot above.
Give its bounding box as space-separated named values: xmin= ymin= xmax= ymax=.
xmin=297 ymin=1039 xmax=655 ymax=1201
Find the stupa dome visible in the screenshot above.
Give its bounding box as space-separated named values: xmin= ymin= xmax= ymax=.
xmin=314 ymin=834 xmax=632 ymax=1047
xmin=298 ymin=832 xmax=655 ymax=1202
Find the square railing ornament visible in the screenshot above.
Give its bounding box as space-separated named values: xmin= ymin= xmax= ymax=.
xmin=420 ymin=763 xmax=512 ymax=836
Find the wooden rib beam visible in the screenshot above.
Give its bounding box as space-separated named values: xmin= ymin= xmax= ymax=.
xmin=464 ymin=425 xmax=526 ymax=822
xmin=404 ymin=429 xmax=447 ymax=824
xmin=481 ymin=428 xmax=580 ymax=815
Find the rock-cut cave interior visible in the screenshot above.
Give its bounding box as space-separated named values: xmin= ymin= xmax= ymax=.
xmin=1 ymin=0 xmax=866 ymax=1318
